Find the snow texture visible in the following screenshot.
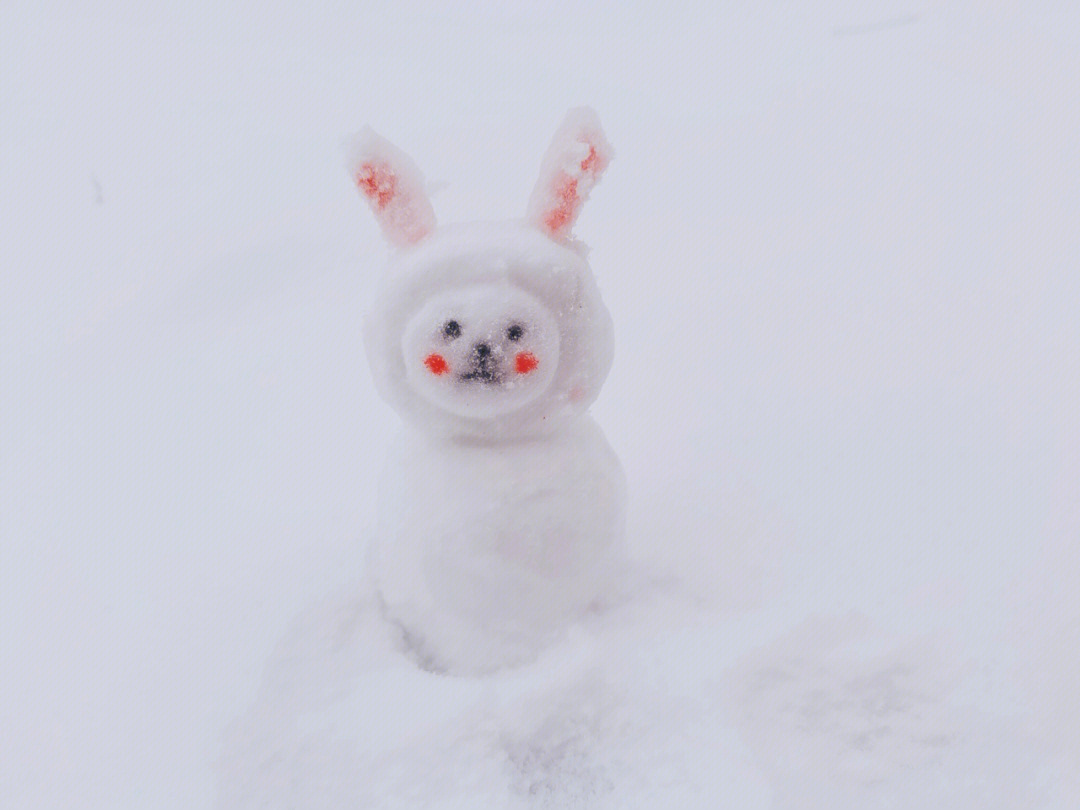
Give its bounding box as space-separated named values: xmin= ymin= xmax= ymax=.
xmin=363 ymin=222 xmax=614 ymax=440
xmin=347 ymin=127 xmax=437 ymax=247
xmin=526 ymin=107 xmax=613 ymax=240
xmin=218 ymin=582 xmax=774 ymax=809
xmin=354 ymin=113 xmax=623 ymax=672
xmin=372 ymin=417 xmax=625 ymax=673
xmin=2 ymin=2 xmax=1079 ymax=809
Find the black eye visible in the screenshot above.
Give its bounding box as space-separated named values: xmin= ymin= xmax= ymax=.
xmin=506 ymin=324 xmax=524 ymax=341
xmin=443 ymin=320 xmax=462 ymax=340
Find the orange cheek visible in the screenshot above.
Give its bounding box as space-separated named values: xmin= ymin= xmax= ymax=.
xmin=424 ymin=353 xmax=449 ymax=375
xmin=515 ymin=352 xmax=538 ymax=374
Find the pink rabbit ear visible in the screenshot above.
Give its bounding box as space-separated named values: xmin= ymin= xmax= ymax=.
xmin=527 ymin=107 xmax=613 ymax=240
xmin=347 ymin=127 xmax=436 ymax=247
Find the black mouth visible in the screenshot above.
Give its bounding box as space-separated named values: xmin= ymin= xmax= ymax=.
xmin=460 ymin=366 xmax=501 ymax=384
xmin=460 ymin=354 xmax=502 ymax=384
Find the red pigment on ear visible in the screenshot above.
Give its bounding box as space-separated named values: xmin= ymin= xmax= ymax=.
xmin=424 ymin=354 xmax=449 ymax=375
xmin=543 ymin=174 xmax=579 ymax=234
xmin=356 ymin=162 xmax=397 ymax=210
xmin=515 ymin=352 xmax=539 ymax=374
xmin=580 ymin=144 xmax=600 ymax=173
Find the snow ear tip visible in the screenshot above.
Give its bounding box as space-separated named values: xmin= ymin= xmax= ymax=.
xmin=346 ymin=126 xmax=437 ymax=248
xmin=565 ymin=105 xmax=604 ymax=132
xmin=527 ymin=107 xmax=613 ymax=240
xmin=344 ymin=126 xmax=385 ymax=172
xmin=557 ymin=106 xmax=614 ymax=163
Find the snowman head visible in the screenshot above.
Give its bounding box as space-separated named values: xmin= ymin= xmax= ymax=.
xmin=351 ymin=109 xmax=615 ymax=439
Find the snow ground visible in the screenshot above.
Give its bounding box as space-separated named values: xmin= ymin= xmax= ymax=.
xmin=2 ymin=1 xmax=1078 ymax=807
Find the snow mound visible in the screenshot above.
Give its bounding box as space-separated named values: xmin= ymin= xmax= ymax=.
xmin=217 ymin=583 xmax=1067 ymax=808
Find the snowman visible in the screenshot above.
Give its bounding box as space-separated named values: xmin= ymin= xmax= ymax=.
xmin=349 ymin=109 xmax=625 ymax=674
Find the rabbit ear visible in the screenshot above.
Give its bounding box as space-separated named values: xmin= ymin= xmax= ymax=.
xmin=347 ymin=127 xmax=436 ymax=247
xmin=527 ymin=107 xmax=613 ymax=240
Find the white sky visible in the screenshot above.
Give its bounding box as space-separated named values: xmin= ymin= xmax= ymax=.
xmin=2 ymin=2 xmax=1078 ymax=807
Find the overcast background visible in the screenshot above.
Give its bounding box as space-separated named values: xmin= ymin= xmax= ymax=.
xmin=2 ymin=1 xmax=1078 ymax=807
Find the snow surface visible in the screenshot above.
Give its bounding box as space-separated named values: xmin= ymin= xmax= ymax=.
xmin=2 ymin=1 xmax=1078 ymax=808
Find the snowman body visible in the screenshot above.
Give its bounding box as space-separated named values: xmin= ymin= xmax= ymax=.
xmin=351 ymin=110 xmax=622 ymax=672
xmin=374 ymin=417 xmax=624 ymax=671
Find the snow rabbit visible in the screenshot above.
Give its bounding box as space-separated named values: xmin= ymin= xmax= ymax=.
xmin=349 ymin=108 xmax=625 ymax=673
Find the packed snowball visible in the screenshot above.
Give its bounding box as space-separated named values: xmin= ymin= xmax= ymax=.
xmin=348 ymin=109 xmax=623 ymax=673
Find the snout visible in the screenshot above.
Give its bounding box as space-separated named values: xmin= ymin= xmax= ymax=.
xmin=460 ymin=342 xmax=502 ymax=383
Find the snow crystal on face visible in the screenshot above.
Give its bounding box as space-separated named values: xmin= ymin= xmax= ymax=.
xmin=400 ymin=283 xmax=561 ymax=419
